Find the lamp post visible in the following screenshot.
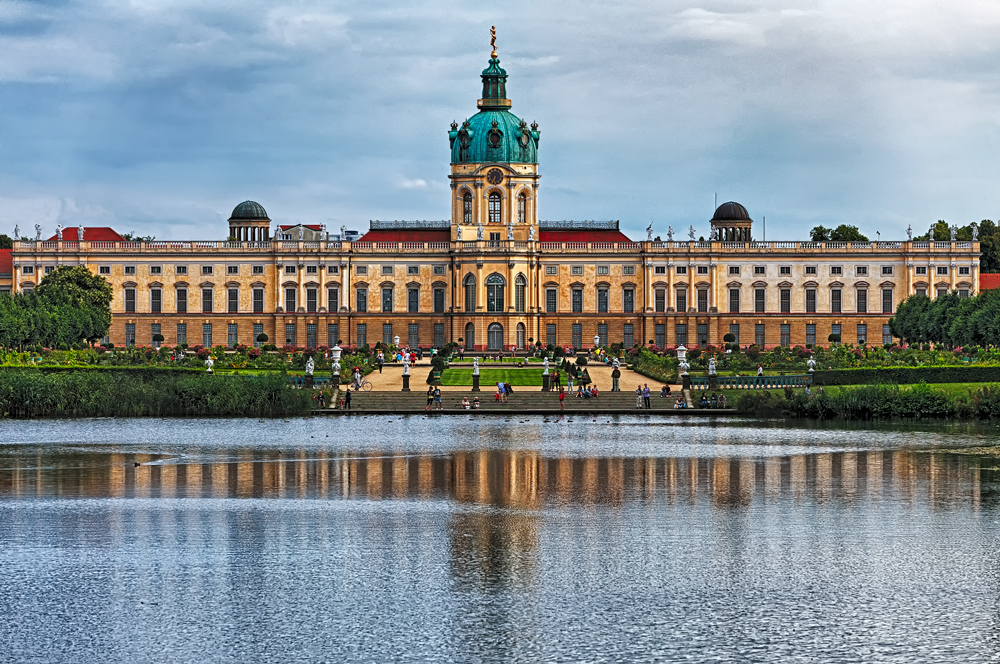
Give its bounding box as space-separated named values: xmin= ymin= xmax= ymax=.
xmin=330 ymin=343 xmax=342 ymax=388
xmin=593 ymin=334 xmax=600 ymax=350
xmin=393 ymin=335 xmax=400 ymax=349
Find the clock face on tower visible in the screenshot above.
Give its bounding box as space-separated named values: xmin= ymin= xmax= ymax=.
xmin=486 ymin=168 xmax=503 ymax=185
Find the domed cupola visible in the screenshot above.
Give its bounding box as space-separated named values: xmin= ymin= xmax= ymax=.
xmin=710 ymin=201 xmax=753 ymax=242
xmin=448 ymin=27 xmax=540 ymax=165
xmin=227 ymin=200 xmax=271 ymax=242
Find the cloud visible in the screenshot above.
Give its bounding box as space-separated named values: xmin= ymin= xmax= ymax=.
xmin=399 ymin=178 xmax=429 ymax=190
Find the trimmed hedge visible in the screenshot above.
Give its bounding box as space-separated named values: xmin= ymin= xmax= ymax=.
xmin=1 ymin=366 xmax=204 ymax=376
xmin=813 ymin=366 xmax=1000 ymax=386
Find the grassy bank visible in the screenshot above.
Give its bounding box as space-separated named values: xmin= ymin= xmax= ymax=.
xmin=734 ymin=382 xmax=1000 ymax=421
xmin=439 ymin=368 xmax=544 ymax=386
xmin=0 ymin=370 xmax=312 ymax=418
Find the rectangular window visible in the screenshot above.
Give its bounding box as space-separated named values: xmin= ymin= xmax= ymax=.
xmin=357 ymin=288 xmax=368 ymax=313
xmin=150 ymin=288 xmax=161 ymax=314
xmin=936 ymin=266 xmax=948 ymax=276
xmin=779 ymin=266 xmax=791 ymax=276
xmin=254 ymin=323 xmax=264 ymax=348
xmin=655 ymin=324 xmax=665 ymax=348
xmin=857 ymin=323 xmax=867 ymax=345
xmin=356 ymin=265 xmax=368 ymax=276
xmin=882 ymin=324 xmax=892 ymax=346
xmin=357 ymin=323 xmax=367 ymax=347
xmin=546 ymin=323 xmax=557 ymax=347
xmin=176 ymin=266 xmax=188 ymax=275
xmin=728 ymin=266 xmax=740 ymax=276
xmin=202 ymin=266 xmax=213 ymax=276
xmin=675 ymin=324 xmax=688 ymax=347
xmin=856 ymin=266 xmax=868 ymax=276
xmin=937 ymin=288 xmax=947 ymax=299
xmin=831 ymin=266 xmax=842 ymax=276
xmin=432 ymin=265 xmax=445 ymax=276
xmin=857 ymin=289 xmax=868 ymax=313
xmin=150 ymin=265 xmax=162 ymax=275
xmin=327 ymin=324 xmax=338 ymax=347
xmin=151 ymin=323 xmax=161 ymax=348
xmin=805 ymin=266 xmax=817 ymax=275
xmin=306 ymin=323 xmax=317 ymax=349
xmin=959 ymin=288 xmax=970 ymax=299
xmin=624 ymin=323 xmax=634 ymax=348
xmin=382 ymin=323 xmax=393 ymax=346
xmin=43 ymin=266 xmax=54 ymax=275
xmin=622 ymin=265 xmax=636 ymax=276
xmin=755 ymin=324 xmax=765 ymax=347
xmin=729 ymin=324 xmax=740 ymax=345
xmin=572 ymin=323 xmax=582 ymax=349
xmin=200 ymin=288 xmax=212 ymax=313
xmin=882 ymin=289 xmax=893 ymax=314
xmin=598 ymin=323 xmax=608 ymax=347
xmin=406 ymin=265 xmax=419 ymax=276
xmin=697 ymin=290 xmax=708 ymax=313
xmin=176 ymin=323 xmax=187 ymax=345
xmin=228 ymin=323 xmax=239 ymax=348
xmin=572 ymin=288 xmax=583 ymax=313
xmin=805 ymin=288 xmax=816 ymax=313
xmin=382 ymin=265 xmax=394 ymax=276
xmin=433 ymin=323 xmax=444 ymax=348
xmin=408 ymin=288 xmax=419 ymax=313
xmin=654 ymin=289 xmax=665 ymax=313
xmin=228 ymin=288 xmax=239 ymax=313
xmin=252 ymin=288 xmax=264 ymax=313
xmin=881 ymin=266 xmax=893 ymax=276
xmin=125 ymin=323 xmax=136 ymax=348
xmin=654 ymin=266 xmax=666 ymax=275
xmin=729 ymin=289 xmax=740 ymax=313
xmin=623 ymin=289 xmax=635 ymax=313
xmin=408 ymin=323 xmax=419 ymax=349
xmin=597 ymin=265 xmax=610 ymax=276
xmin=697 ymin=266 xmax=708 ymax=275
xmin=806 ymin=324 xmax=816 ymax=346
xmin=99 ymin=266 xmax=111 ymax=275
xmin=697 ymin=323 xmax=707 ymax=346
xmin=21 ymin=266 xmax=33 ymax=275
xmin=326 ymin=288 xmax=338 ymax=313
xmin=676 ymin=289 xmax=687 ymax=313
xmin=284 ymin=323 xmax=296 ymax=346
xmin=124 ymin=288 xmax=136 ymax=313
xmin=780 ymin=324 xmax=790 ymax=347
xmin=381 ymin=287 xmax=393 ymax=313
xmin=916 ymin=288 xmax=927 ymax=297
xmin=597 ymin=289 xmax=609 ymax=313
xmin=124 ymin=266 xmax=136 ymax=275
xmin=831 ymin=289 xmax=842 ymax=313
xmin=545 ymin=265 xmax=558 ymax=276
xmin=433 ymin=288 xmax=445 ymax=314
xmin=284 ymin=265 xmax=296 ymax=275
xmin=831 ymin=324 xmax=841 ymax=345
xmin=253 ymin=265 xmax=265 ymax=275
xmin=228 ymin=265 xmax=239 ymax=275
xmin=306 ymin=266 xmax=318 ymax=275
xmin=754 ymin=266 xmax=765 ymax=275
xmin=285 ymin=288 xmax=296 ymax=312
xmin=755 ymin=288 xmax=765 ymax=313
xmin=489 ymin=232 xmax=501 ymax=246
xmin=571 ymin=265 xmax=583 ymax=276
xmin=546 ymin=289 xmax=557 ymax=313
xmin=959 ymin=266 xmax=971 ymax=276
xmin=202 ymin=323 xmax=213 ymax=348
xmin=915 ymin=266 xmax=927 ymax=275
xmin=780 ymin=289 xmax=791 ymax=313
xmin=306 ymin=288 xmax=317 ymax=313
xmin=676 ymin=266 xmax=687 ymax=275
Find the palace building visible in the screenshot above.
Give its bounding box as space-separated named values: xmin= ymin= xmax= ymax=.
xmin=2 ymin=41 xmax=981 ymax=351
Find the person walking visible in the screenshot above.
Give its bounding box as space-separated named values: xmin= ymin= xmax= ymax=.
xmin=425 ymin=385 xmax=434 ymax=411
xmin=377 ymin=351 xmax=384 ymax=374
xmin=559 ymin=386 xmax=566 ymax=410
xmin=611 ymin=366 xmax=621 ymax=392
xmin=643 ymin=384 xmax=651 ymax=409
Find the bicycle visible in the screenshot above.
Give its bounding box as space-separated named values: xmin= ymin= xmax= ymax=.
xmin=352 ymin=376 xmax=373 ymax=392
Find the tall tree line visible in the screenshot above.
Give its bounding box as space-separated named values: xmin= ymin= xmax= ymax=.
xmin=890 ymin=289 xmax=1000 ymax=348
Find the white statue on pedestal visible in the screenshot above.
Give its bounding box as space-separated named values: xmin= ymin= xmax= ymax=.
xmin=205 ymin=357 xmax=214 ymax=374
xmin=305 ymin=356 xmax=315 ymax=376
xmin=708 ymin=358 xmax=717 ymax=376
xmin=688 ymin=226 xmax=696 ymax=241
xmin=456 ymin=225 xmax=463 ymax=241
xmin=34 ymin=224 xmax=41 ymax=241
xmin=472 ymin=357 xmax=479 ymax=376
xmin=298 ymin=226 xmax=305 ymax=241
xmin=950 ymin=224 xmax=957 ymax=241
xmin=529 ymin=226 xmax=534 ymax=241
xmin=477 ymin=223 xmax=483 ymax=241
xmin=542 ymin=357 xmax=549 ymax=376
xmin=667 ymin=226 xmax=674 ymax=242
xmin=13 ymin=225 xmax=19 ymax=241
xmin=646 ymin=222 xmax=653 ymax=241
xmin=56 ymin=225 xmax=63 ymax=241
xmin=906 ymin=225 xmax=913 ymax=241
xmin=807 ymin=357 xmax=817 ymax=373
xmin=507 ymin=224 xmax=513 ymax=241
xmin=972 ymin=223 xmax=979 ymax=241
xmin=403 ymin=354 xmax=410 ymax=376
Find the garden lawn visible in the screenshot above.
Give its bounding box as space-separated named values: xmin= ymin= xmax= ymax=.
xmin=440 ymin=368 xmax=544 ymax=386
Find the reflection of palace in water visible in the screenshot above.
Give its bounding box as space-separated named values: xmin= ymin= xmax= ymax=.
xmin=0 ymin=448 xmax=988 ymax=509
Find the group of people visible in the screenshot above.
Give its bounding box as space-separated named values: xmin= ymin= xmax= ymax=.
xmin=495 ymin=382 xmax=513 ymax=402
xmin=460 ymin=396 xmax=481 ymax=409
xmin=698 ymin=392 xmax=728 ymax=409
xmin=574 ymin=384 xmax=599 ymax=398
xmin=635 ymin=384 xmax=653 ymax=409
xmin=424 ymin=385 xmax=444 ymax=410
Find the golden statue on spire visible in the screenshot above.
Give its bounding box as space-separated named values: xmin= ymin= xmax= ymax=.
xmin=490 ymin=26 xmax=497 ymax=58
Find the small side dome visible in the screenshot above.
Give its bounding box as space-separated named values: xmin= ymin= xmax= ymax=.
xmin=230 ymin=200 xmax=269 ymax=220
xmin=712 ymin=201 xmax=750 ymax=221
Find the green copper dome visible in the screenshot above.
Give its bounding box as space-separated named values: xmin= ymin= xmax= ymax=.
xmin=449 ymin=55 xmax=540 ymax=165
xmin=230 ymin=200 xmax=269 ymax=220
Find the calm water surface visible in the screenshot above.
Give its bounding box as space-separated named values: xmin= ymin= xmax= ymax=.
xmin=1 ymin=416 xmax=1000 ymax=663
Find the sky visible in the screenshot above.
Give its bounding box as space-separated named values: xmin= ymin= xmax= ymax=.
xmin=1 ymin=0 xmax=998 ymax=241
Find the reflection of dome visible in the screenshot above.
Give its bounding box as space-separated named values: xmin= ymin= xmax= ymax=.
xmin=449 ymin=55 xmax=540 ymax=165
xmin=230 ymin=200 xmax=269 ymax=220
xmin=711 ymin=202 xmax=750 ymax=221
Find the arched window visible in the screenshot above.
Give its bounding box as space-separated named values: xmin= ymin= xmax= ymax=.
xmin=464 ymin=322 xmax=475 ymax=350
xmin=514 ymin=273 xmax=526 ymax=313
xmin=463 ymin=192 xmax=472 ymax=224
xmin=488 ymin=191 xmax=502 ymax=224
xmin=516 ymin=322 xmax=526 ymax=350
xmin=517 ymin=192 xmax=526 ymax=224
xmin=487 ymin=323 xmax=504 ymax=351
xmin=486 ymin=273 xmax=506 ymax=313
xmin=464 ymin=274 xmax=476 ymax=313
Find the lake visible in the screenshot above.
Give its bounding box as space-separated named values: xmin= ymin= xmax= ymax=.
xmin=1 ymin=415 xmax=999 ymax=663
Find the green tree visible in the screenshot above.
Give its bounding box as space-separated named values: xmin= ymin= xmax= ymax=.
xmin=809 ymin=226 xmax=831 ymax=241
xmin=0 ymin=234 xmax=12 ymax=249
xmin=36 ymin=265 xmax=113 ymax=345
xmin=829 ymin=225 xmax=869 ymax=242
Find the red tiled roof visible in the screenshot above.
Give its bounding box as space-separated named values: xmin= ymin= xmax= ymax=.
xmin=357 ymin=229 xmax=451 ymax=243
xmin=539 ymin=230 xmax=635 ymax=243
xmin=0 ymin=249 xmax=12 ymax=276
xmin=278 ymin=224 xmax=324 ymax=231
xmin=979 ymin=273 xmax=1000 ymax=290
xmin=46 ymin=227 xmax=124 ymax=242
